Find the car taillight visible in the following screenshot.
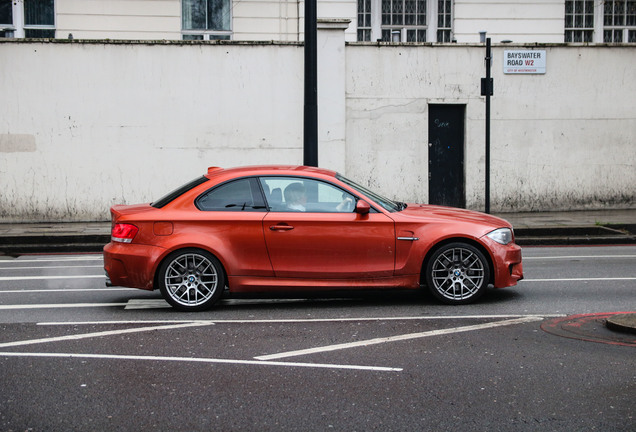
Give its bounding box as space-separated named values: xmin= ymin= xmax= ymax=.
xmin=112 ymin=223 xmax=139 ymax=243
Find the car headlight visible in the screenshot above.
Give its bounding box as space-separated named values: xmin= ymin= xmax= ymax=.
xmin=486 ymin=228 xmax=513 ymax=245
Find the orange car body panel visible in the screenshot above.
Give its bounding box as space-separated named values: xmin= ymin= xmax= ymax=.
xmin=103 ymin=165 xmax=523 ymax=293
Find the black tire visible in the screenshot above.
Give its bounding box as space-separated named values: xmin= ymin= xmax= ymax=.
xmin=425 ymin=242 xmax=490 ymax=305
xmin=158 ymin=248 xmax=225 ymax=311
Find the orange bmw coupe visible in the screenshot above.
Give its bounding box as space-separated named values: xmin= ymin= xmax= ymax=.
xmin=104 ymin=165 xmax=523 ymax=311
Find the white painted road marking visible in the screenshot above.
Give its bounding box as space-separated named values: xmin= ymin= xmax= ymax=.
xmin=0 ymin=303 xmax=127 ymax=310
xmin=125 ymin=299 xmax=172 ymax=309
xmin=0 ymin=321 xmax=214 ymax=349
xmin=0 ymin=275 xmax=104 ymax=281
xmin=523 ymin=277 xmax=636 ymax=282
xmin=254 ymin=316 xmax=544 ymax=361
xmin=0 ymin=315 xmax=554 ymax=373
xmin=523 ymin=255 xmax=636 ymax=260
xmin=0 ymin=288 xmax=134 ymax=294
xmin=6 ymin=256 xmax=103 ymax=263
xmin=38 ymin=315 xmax=562 ymax=326
xmin=0 ymin=265 xmax=103 ymax=270
xmin=0 ymin=351 xmax=402 ymax=372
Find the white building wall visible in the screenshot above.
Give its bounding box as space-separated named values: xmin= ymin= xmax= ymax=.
xmin=0 ymin=40 xmax=304 ymax=221
xmin=56 ymin=0 xmax=182 ymax=40
xmin=0 ymin=40 xmax=634 ymax=222
xmin=453 ymin=0 xmax=565 ymax=43
xmin=54 ymin=0 xmax=356 ymax=42
xmin=345 ymin=44 xmax=636 ymax=211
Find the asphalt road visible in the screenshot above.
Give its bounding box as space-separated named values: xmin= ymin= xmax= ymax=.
xmin=0 ymin=246 xmax=635 ymax=431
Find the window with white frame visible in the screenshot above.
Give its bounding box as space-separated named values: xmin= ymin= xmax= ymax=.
xmin=437 ymin=0 xmax=452 ymax=42
xmin=182 ymin=0 xmax=231 ymax=40
xmin=565 ymin=0 xmax=636 ymax=43
xmin=565 ymin=0 xmax=594 ymax=42
xmin=382 ymin=0 xmax=427 ymax=42
xmin=357 ymin=0 xmax=453 ymax=42
xmin=604 ymin=0 xmax=636 ymax=42
xmin=0 ymin=0 xmax=55 ymax=38
xmin=358 ymin=0 xmax=372 ymax=41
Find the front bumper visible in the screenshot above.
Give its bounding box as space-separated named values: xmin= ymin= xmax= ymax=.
xmin=485 ymin=239 xmax=524 ymax=288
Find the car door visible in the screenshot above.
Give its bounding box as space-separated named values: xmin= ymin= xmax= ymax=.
xmin=194 ymin=177 xmax=273 ymax=277
xmin=260 ymin=177 xmax=395 ymax=279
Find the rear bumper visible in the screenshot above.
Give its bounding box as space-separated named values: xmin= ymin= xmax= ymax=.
xmin=103 ymin=242 xmax=166 ymax=290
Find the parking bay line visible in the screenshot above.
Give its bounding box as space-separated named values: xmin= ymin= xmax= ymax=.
xmin=254 ymin=316 xmax=545 ymax=361
xmin=523 ymin=277 xmax=636 ymax=282
xmin=0 ymin=321 xmax=216 ymax=349
xmin=0 ymin=303 xmax=128 ymax=310
xmin=0 ymin=320 xmax=402 ymax=372
xmin=0 ymin=275 xmax=104 ymax=281
xmin=523 ymin=255 xmax=636 ymax=260
xmin=0 ymin=352 xmax=402 ymax=372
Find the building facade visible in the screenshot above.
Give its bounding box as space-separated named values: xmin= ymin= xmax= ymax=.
xmin=2 ymin=1 xmax=636 ymax=43
xmin=0 ymin=1 xmax=634 ymax=221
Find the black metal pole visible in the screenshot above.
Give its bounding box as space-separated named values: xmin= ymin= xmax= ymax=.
xmin=485 ymin=37 xmax=491 ymax=214
xmin=303 ymin=0 xmax=318 ymax=167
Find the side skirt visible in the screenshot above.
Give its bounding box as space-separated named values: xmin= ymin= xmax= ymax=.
xmin=227 ymin=275 xmax=420 ymax=293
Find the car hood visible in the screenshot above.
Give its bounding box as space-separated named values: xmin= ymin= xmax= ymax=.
xmin=399 ymin=204 xmax=512 ymax=229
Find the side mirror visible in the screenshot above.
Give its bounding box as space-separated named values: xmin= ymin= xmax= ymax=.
xmin=355 ymin=200 xmax=370 ymax=215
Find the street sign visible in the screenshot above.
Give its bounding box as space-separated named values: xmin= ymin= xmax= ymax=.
xmin=503 ymin=50 xmax=546 ymax=74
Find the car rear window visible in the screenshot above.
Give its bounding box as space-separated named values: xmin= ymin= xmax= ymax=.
xmin=151 ymin=176 xmax=209 ymax=208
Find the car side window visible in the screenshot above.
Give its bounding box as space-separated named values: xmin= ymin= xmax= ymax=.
xmin=259 ymin=177 xmax=357 ymax=213
xmin=196 ymin=178 xmax=265 ymax=212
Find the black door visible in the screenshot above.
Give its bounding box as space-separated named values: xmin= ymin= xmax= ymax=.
xmin=428 ymin=104 xmax=465 ymax=208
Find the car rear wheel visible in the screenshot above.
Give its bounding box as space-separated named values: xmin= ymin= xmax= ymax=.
xmin=158 ymin=249 xmax=225 ymax=311
xmin=425 ymin=242 xmax=490 ymax=305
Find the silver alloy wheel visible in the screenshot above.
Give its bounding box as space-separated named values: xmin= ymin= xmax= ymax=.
xmin=430 ymin=246 xmax=486 ymax=301
xmin=163 ymin=252 xmax=219 ymax=307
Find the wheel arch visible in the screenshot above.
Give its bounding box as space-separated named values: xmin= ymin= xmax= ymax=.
xmin=420 ymin=237 xmax=495 ymax=286
xmin=153 ymin=245 xmax=230 ymax=293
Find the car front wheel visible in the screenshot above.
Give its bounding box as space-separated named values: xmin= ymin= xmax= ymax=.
xmin=425 ymin=242 xmax=490 ymax=305
xmin=158 ymin=249 xmax=225 ymax=311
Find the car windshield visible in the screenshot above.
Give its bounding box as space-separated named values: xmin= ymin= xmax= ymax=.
xmin=336 ymin=174 xmax=403 ymax=212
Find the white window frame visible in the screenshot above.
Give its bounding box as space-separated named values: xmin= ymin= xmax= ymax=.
xmin=361 ymin=0 xmax=452 ymax=42
xmin=602 ymin=0 xmax=636 ymax=43
xmin=1 ymin=0 xmax=56 ymax=39
xmin=181 ymin=0 xmax=232 ymax=41
xmin=565 ymin=0 xmax=636 ymax=43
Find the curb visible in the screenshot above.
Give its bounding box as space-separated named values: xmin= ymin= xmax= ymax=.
xmin=0 ymin=234 xmax=110 ymax=255
xmin=605 ymin=313 xmax=636 ymax=335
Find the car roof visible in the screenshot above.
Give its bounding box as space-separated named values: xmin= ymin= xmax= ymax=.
xmin=204 ymin=165 xmax=338 ymax=181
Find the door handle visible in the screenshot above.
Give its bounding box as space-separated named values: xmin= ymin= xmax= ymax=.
xmin=269 ymin=224 xmax=294 ymax=231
